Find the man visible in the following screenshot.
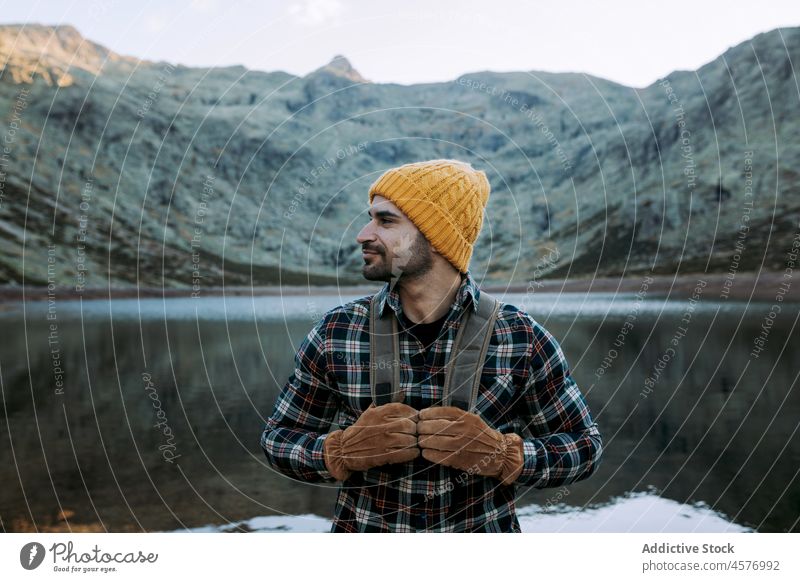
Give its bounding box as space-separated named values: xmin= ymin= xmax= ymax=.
xmin=260 ymin=159 xmax=602 ymax=532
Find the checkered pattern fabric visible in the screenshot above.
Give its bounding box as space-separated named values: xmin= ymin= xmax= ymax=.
xmin=260 ymin=272 xmax=602 ymax=532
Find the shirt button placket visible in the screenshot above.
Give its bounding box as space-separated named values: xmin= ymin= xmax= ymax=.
xmin=414 ymin=494 xmax=430 ymax=531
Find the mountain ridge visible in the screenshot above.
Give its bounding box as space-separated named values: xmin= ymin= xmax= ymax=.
xmin=0 ymin=24 xmax=797 ymax=289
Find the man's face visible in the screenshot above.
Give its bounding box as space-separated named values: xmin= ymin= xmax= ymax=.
xmin=355 ymin=195 xmax=433 ymax=282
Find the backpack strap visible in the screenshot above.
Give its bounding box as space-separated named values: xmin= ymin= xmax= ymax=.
xmin=370 ymin=293 xmax=403 ymax=405
xmin=442 ymin=291 xmax=501 ymax=412
xmin=369 ymin=289 xmax=501 ymax=412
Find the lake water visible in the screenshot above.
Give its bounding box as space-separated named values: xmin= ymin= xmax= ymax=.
xmin=1 ymin=289 xmax=798 ymax=532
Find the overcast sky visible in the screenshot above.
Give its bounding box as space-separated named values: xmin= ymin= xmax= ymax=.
xmin=2 ymin=0 xmax=799 ymax=88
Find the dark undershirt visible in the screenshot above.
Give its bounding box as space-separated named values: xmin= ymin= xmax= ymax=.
xmin=400 ymin=310 xmax=449 ymax=353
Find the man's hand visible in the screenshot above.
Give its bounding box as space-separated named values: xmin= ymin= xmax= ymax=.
xmin=417 ymin=406 xmax=524 ymax=486
xmin=323 ymin=402 xmax=420 ymax=481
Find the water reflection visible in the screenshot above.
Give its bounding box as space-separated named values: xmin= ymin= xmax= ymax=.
xmin=0 ymin=292 xmax=797 ymax=532
xmin=177 ymin=490 xmax=752 ymax=533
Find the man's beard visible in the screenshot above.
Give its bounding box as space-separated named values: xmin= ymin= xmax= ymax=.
xmin=361 ymin=231 xmax=433 ymax=283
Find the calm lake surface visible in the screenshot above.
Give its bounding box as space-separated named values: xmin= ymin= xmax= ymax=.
xmin=1 ymin=289 xmax=798 ymax=532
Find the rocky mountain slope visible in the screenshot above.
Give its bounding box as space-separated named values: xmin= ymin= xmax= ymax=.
xmin=1 ymin=24 xmax=797 ymax=288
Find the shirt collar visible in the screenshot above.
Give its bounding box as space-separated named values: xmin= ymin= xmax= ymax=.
xmin=375 ymin=270 xmax=481 ymax=319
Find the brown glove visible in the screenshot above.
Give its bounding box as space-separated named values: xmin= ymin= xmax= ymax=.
xmin=323 ymin=402 xmax=420 ymax=481
xmin=417 ymin=406 xmax=524 ymax=486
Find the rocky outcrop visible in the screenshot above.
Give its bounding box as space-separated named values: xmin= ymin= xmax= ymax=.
xmin=0 ymin=24 xmax=797 ymax=288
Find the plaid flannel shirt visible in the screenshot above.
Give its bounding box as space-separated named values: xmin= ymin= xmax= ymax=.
xmin=260 ymin=271 xmax=602 ymax=532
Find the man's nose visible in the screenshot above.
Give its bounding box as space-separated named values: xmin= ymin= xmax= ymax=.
xmin=356 ymin=221 xmax=375 ymax=244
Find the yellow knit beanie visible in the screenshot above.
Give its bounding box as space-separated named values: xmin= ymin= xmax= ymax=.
xmin=367 ymin=159 xmax=490 ymax=273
